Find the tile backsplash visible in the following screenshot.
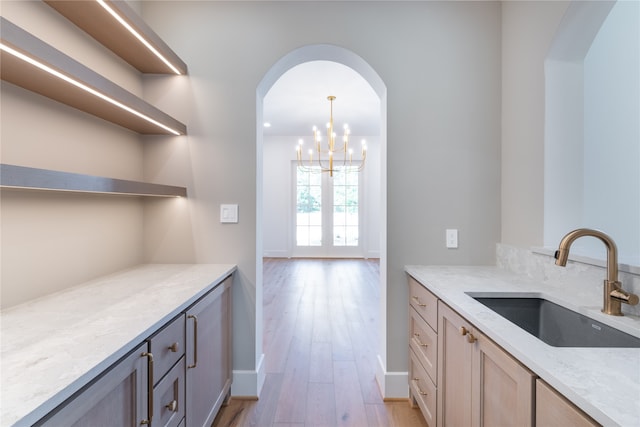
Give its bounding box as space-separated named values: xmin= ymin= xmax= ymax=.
xmin=496 ymin=243 xmax=640 ymax=317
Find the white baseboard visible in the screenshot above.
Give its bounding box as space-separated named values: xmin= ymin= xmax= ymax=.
xmin=262 ymin=250 xmax=289 ymax=258
xmin=375 ymin=354 xmax=409 ymax=399
xmin=231 ymin=353 xmax=266 ymax=397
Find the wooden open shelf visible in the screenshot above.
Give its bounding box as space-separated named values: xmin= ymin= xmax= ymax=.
xmin=0 ymin=17 xmax=186 ymax=135
xmin=0 ymin=164 xmax=187 ymax=198
xmin=44 ymin=0 xmax=187 ymax=75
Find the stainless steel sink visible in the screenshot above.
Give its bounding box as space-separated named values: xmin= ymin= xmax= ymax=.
xmin=471 ymin=296 xmax=640 ymax=348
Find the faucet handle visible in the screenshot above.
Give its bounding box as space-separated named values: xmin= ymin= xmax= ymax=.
xmin=610 ymin=288 xmax=639 ymax=306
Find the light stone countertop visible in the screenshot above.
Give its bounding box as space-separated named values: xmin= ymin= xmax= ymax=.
xmin=0 ymin=263 xmax=237 ymax=427
xmin=405 ymin=265 xmax=640 ymax=427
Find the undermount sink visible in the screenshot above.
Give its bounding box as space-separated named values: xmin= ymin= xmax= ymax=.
xmin=470 ymin=296 xmax=640 ymax=348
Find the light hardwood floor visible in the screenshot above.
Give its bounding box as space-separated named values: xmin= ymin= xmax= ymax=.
xmin=213 ymin=258 xmax=428 ymax=427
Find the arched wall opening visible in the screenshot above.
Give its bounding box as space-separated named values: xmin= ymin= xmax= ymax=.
xmin=255 ymin=44 xmax=387 ymax=396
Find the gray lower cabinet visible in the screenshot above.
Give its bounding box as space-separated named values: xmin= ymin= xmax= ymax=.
xmin=186 ymin=276 xmax=232 ymax=427
xmin=34 ymin=275 xmax=232 ymax=427
xmin=36 ymin=342 xmax=150 ymax=426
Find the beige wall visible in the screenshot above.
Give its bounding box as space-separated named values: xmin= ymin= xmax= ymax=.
xmin=0 ymin=1 xmax=148 ymax=307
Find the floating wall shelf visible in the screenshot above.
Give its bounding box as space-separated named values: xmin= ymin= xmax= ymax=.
xmin=0 ymin=164 xmax=187 ymax=198
xmin=44 ymin=0 xmax=188 ymax=75
xmin=0 ymin=17 xmax=186 ymax=135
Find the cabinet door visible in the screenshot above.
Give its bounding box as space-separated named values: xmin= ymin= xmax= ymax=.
xmin=185 ymin=276 xmax=232 ymax=427
xmin=37 ymin=342 xmax=149 ymax=427
xmin=472 ymin=330 xmax=535 ymax=427
xmin=153 ymin=356 xmax=186 ymax=427
xmin=535 ymin=380 xmax=599 ymax=427
xmin=437 ymin=301 xmax=474 ymax=427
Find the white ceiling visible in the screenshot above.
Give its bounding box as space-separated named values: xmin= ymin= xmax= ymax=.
xmin=262 ymin=61 xmax=380 ymax=138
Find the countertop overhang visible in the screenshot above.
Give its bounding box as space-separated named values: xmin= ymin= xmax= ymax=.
xmin=0 ymin=263 xmax=237 ymax=427
xmin=405 ymin=265 xmax=640 ymax=427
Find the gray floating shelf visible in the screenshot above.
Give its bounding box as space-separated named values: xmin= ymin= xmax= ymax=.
xmin=0 ymin=164 xmax=187 ymax=198
xmin=0 ymin=17 xmax=186 ymax=135
xmin=44 ymin=0 xmax=187 ymax=75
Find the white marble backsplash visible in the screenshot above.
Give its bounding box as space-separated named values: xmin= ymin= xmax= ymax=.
xmin=496 ymin=243 xmax=640 ymax=317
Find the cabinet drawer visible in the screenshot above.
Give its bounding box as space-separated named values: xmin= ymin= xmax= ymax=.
xmin=408 ymin=275 xmax=438 ymax=331
xmin=410 ymin=307 xmax=437 ymax=384
xmin=148 ymin=314 xmax=185 ymax=382
xmin=410 ymin=348 xmax=437 ymax=427
xmin=153 ymin=356 xmax=186 ymax=427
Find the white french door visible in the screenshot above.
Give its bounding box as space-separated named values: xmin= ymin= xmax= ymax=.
xmin=293 ymin=164 xmax=363 ymax=258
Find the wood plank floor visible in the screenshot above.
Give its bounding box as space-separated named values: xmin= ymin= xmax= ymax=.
xmin=213 ymin=258 xmax=428 ymax=427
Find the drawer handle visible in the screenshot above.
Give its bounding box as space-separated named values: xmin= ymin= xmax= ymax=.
xmin=188 ymin=314 xmax=198 ymax=369
xmin=412 ymin=378 xmax=428 ymax=396
xmin=141 ymin=352 xmax=154 ymax=425
xmin=411 ymin=296 xmax=427 ymax=307
xmin=166 ymin=400 xmax=178 ymax=412
xmin=459 ymin=326 xmax=476 ymax=343
xmin=413 ymin=333 xmax=428 ymax=347
xmin=168 ymin=342 xmax=179 ymax=353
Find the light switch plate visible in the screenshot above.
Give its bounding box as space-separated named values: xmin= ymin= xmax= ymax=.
xmin=220 ymin=204 xmax=238 ymax=223
xmin=446 ymin=229 xmax=458 ymax=248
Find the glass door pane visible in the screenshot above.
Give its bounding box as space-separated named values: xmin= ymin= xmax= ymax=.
xmin=296 ymin=167 xmax=322 ymax=246
xmin=332 ymin=169 xmax=359 ymax=247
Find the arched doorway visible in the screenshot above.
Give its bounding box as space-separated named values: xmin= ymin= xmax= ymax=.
xmin=256 ymin=44 xmax=387 ymax=395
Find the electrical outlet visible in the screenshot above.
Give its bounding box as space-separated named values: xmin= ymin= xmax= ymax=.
xmin=446 ymin=229 xmax=458 ymax=249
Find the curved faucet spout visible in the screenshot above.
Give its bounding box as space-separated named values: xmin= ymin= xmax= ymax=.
xmin=554 ymin=228 xmax=637 ymax=316
xmin=554 ymin=228 xmax=618 ymax=283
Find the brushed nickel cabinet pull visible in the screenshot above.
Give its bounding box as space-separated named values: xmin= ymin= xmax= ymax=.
xmin=187 ymin=314 xmax=198 ymax=369
xmin=168 ymin=342 xmax=179 ymax=352
xmin=140 ymin=352 xmax=154 ymax=425
xmin=166 ymin=400 xmax=178 ymax=412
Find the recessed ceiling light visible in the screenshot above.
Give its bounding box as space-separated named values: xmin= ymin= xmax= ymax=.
xmin=264 ymin=122 xmax=272 ymax=128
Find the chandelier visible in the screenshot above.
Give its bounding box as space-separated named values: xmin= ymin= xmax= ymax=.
xmin=296 ymin=95 xmax=367 ymax=177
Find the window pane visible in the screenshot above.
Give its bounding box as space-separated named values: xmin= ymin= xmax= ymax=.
xmin=297 ymin=172 xmax=309 ymax=186
xmin=309 ymin=171 xmax=322 ymax=186
xmin=346 ymin=209 xmax=358 ymax=225
xmin=310 ymin=211 xmax=322 ymax=226
xmin=334 ymin=208 xmax=346 ymax=226
xmin=346 ymin=171 xmax=358 ymax=185
xmin=297 ymin=211 xmax=309 ymax=226
xmin=297 ymin=167 xmax=322 ymax=247
xmin=346 ymin=226 xmax=359 ymax=246
xmin=309 ymin=226 xmax=322 ymax=246
xmin=334 ymin=226 xmax=345 ymax=246
xmin=296 ymin=226 xmax=309 ymax=246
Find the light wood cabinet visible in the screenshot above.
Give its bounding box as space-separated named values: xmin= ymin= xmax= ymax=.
xmin=535 ymin=380 xmax=599 ymax=427
xmin=36 ymin=342 xmax=150 ymax=426
xmin=437 ymin=301 xmax=535 ymax=427
xmin=186 ymin=275 xmax=232 ymax=427
xmin=408 ymin=274 xmax=604 ymax=427
xmin=408 ymin=276 xmax=438 ymax=426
